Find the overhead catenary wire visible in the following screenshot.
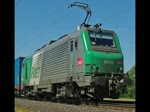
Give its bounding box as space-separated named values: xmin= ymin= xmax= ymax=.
xmin=53 ymin=10 xmax=73 ymax=24
xmin=23 ymin=9 xmax=73 ymax=45
xmin=16 ymin=3 xmax=73 ymax=56
xmin=15 ymin=1 xmax=132 ymax=58
xmin=14 ymin=1 xmax=70 ymax=57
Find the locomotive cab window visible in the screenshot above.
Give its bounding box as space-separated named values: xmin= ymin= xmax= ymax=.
xmin=89 ymin=31 xmax=116 ymax=47
xmin=70 ymin=41 xmax=73 ymax=52
xmin=75 ymin=40 xmax=78 ymax=50
xmin=88 ymin=31 xmax=119 ymax=52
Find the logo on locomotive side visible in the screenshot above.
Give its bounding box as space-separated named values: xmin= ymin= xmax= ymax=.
xmin=77 ymin=57 xmax=83 ymax=66
xmin=31 ymin=67 xmax=41 ymax=78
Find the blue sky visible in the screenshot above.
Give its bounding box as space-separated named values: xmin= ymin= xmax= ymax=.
xmin=15 ymin=0 xmax=135 ymax=72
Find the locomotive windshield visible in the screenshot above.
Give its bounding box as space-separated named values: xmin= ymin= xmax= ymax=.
xmin=88 ymin=31 xmax=118 ymax=52
xmin=89 ymin=31 xmax=116 ymax=47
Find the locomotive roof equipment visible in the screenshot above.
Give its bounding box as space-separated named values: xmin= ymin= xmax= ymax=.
xmin=68 ymin=2 xmax=92 ymax=28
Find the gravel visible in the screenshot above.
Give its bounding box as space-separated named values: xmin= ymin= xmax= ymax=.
xmin=15 ymin=98 xmax=134 ymax=112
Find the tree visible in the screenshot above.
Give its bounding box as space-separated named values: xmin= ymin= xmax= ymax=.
xmin=120 ymin=65 xmax=136 ymax=99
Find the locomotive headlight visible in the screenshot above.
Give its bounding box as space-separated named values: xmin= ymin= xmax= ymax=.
xmin=119 ymin=67 xmax=123 ymax=71
xmin=117 ymin=66 xmax=123 ymax=73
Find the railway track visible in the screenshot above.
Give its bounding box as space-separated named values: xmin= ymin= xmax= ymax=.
xmin=15 ymin=97 xmax=135 ymax=111
xmin=99 ymin=100 xmax=135 ymax=111
xmin=81 ymin=99 xmax=135 ymax=111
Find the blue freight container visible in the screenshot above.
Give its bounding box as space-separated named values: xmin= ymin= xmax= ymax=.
xmin=14 ymin=57 xmax=25 ymax=89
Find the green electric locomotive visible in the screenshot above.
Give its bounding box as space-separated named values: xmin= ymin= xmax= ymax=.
xmin=20 ymin=2 xmax=132 ymax=101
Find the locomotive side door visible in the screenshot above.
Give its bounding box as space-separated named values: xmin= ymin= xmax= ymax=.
xmin=69 ymin=39 xmax=75 ymax=76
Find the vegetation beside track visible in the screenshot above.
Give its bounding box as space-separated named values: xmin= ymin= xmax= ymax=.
xmin=15 ymin=105 xmax=34 ymax=112
xmin=120 ymin=65 xmax=136 ymax=99
xmin=104 ymin=98 xmax=135 ymax=101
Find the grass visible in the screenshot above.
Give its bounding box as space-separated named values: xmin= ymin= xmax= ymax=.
xmin=15 ymin=105 xmax=34 ymax=112
xmin=104 ymin=98 xmax=136 ymax=101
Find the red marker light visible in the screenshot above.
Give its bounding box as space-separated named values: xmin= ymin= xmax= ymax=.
xmin=117 ymin=60 xmax=122 ymax=64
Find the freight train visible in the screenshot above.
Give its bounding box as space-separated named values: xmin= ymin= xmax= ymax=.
xmin=15 ymin=2 xmax=132 ymax=101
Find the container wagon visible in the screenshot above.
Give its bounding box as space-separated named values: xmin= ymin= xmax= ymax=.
xmin=14 ymin=57 xmax=25 ymax=96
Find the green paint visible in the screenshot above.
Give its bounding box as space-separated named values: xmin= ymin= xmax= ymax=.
xmin=81 ymin=30 xmax=124 ymax=75
xmin=85 ymin=51 xmax=123 ymax=74
xmin=113 ymin=33 xmax=122 ymax=52
xmin=81 ymin=31 xmax=92 ymax=51
xmin=21 ymin=56 xmax=33 ymax=83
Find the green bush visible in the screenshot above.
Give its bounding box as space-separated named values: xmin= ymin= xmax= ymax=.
xmin=120 ymin=65 xmax=136 ymax=99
